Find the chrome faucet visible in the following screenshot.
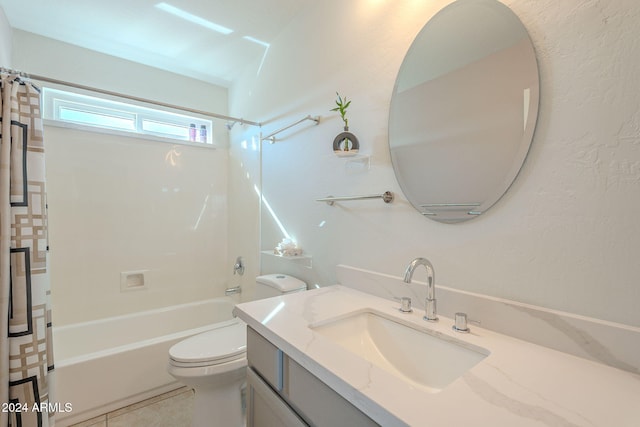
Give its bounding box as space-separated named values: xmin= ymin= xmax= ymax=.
xmin=403 ymin=257 xmax=438 ymax=322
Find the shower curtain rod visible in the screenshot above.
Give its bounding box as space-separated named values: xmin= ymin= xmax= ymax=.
xmin=0 ymin=67 xmax=261 ymax=127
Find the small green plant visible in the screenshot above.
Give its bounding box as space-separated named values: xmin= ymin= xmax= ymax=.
xmin=330 ymin=92 xmax=351 ymax=128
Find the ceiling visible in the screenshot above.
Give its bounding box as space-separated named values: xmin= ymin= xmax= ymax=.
xmin=0 ymin=0 xmax=312 ymax=87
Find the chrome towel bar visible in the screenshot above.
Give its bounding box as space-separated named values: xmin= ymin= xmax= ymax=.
xmin=317 ymin=191 xmax=394 ymax=206
xmin=262 ymin=115 xmax=320 ymax=143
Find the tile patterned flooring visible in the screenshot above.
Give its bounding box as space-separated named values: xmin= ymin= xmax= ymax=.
xmin=69 ymin=387 xmax=194 ymax=427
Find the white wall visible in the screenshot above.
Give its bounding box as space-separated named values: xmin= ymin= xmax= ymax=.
xmin=12 ymin=30 xmax=227 ymax=114
xmin=11 ymin=31 xmax=235 ymax=325
xmin=0 ymin=6 xmax=11 ymax=66
xmin=227 ymin=127 xmax=262 ymax=301
xmin=230 ymin=0 xmax=640 ymax=327
xmin=44 ymin=128 xmax=228 ymax=325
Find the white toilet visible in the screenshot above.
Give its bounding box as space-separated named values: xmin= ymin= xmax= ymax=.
xmin=168 ymin=274 xmax=307 ymax=427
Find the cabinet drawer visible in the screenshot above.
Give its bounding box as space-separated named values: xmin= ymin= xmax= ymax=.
xmin=247 ymin=367 xmax=308 ymax=427
xmin=247 ymin=326 xmax=282 ymax=390
xmin=287 ymin=358 xmax=380 ymax=427
xmin=247 ymin=326 xmax=379 ymax=427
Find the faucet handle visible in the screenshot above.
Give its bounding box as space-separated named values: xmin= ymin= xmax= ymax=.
xmin=393 ymin=296 xmax=413 ymax=313
xmin=399 ymin=297 xmax=413 ymax=313
xmin=453 ymin=312 xmax=470 ymax=333
xmin=452 ymin=312 xmax=481 ymax=333
xmin=233 ymin=256 xmax=245 ymax=276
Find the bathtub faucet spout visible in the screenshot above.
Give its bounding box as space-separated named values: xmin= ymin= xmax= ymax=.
xmin=225 ymin=286 xmax=242 ymax=296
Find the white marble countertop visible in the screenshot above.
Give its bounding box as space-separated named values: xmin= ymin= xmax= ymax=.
xmin=234 ymin=285 xmax=640 ymax=427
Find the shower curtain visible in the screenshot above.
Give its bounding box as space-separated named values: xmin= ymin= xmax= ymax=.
xmin=0 ymin=72 xmax=55 ymax=427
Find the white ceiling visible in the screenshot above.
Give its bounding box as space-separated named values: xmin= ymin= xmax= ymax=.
xmin=0 ymin=0 xmax=311 ymax=87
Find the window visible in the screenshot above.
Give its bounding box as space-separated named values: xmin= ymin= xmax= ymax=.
xmin=42 ymin=88 xmax=213 ymax=145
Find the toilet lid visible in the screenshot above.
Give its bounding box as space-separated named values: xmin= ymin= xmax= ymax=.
xmin=169 ymin=320 xmax=247 ymax=365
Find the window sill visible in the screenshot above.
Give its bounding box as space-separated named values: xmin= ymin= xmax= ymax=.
xmin=43 ymin=119 xmax=218 ymax=149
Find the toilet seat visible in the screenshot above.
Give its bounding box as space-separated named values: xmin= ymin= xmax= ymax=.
xmin=169 ymin=320 xmax=247 ymax=368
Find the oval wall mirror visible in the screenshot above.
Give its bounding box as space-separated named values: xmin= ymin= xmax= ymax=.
xmin=389 ymin=0 xmax=539 ymax=223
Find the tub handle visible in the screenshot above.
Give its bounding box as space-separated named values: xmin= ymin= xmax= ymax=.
xmin=233 ymin=256 xmax=245 ymax=276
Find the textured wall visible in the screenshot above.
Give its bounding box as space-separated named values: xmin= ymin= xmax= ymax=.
xmin=230 ymin=0 xmax=640 ymax=326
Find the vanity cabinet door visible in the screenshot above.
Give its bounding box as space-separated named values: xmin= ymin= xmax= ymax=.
xmin=247 ymin=367 xmax=308 ymax=427
xmin=247 ymin=326 xmax=379 ymax=427
xmin=247 ymin=326 xmax=281 ymax=389
xmin=286 ymin=358 xmax=380 ymax=427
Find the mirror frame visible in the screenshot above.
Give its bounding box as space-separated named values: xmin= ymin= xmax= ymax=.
xmin=389 ymin=0 xmax=539 ymax=223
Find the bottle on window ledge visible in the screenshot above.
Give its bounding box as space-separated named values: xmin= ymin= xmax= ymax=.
xmin=199 ymin=125 xmax=207 ymax=143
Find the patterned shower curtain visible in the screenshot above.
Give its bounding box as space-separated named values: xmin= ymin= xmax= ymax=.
xmin=0 ymin=72 xmax=55 ymax=427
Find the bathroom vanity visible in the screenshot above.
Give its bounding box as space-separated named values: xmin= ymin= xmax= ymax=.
xmin=246 ymin=326 xmax=377 ymax=426
xmin=234 ymin=285 xmax=640 ymax=427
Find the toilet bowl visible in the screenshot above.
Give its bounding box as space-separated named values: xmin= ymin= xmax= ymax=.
xmin=168 ymin=274 xmax=307 ymax=427
xmin=168 ymin=321 xmax=247 ymax=427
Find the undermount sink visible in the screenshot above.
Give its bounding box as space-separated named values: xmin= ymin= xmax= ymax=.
xmin=311 ymin=310 xmax=489 ymax=393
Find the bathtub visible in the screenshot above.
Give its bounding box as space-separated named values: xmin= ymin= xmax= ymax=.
xmin=53 ymin=297 xmax=240 ymax=426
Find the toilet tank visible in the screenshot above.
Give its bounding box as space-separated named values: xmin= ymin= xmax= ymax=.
xmin=255 ymin=274 xmax=307 ymax=299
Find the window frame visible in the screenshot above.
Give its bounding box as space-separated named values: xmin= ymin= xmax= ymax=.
xmin=42 ymin=87 xmax=215 ymax=147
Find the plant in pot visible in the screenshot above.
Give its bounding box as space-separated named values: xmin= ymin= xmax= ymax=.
xmin=331 ymin=92 xmax=359 ymax=155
